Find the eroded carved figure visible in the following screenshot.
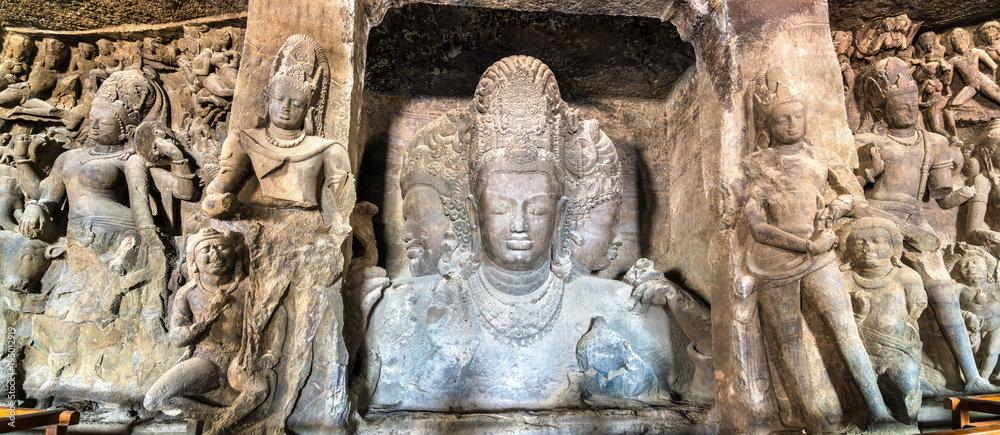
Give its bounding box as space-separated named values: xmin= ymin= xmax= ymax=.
xmin=839 ymin=217 xmax=926 ymax=424
xmin=947 ymin=244 xmax=1000 ymax=382
xmin=144 ymin=228 xmax=267 ymax=435
xmin=854 ymin=57 xmax=995 ymax=394
xmin=202 ymin=34 xmax=356 ymax=431
xmin=743 ymin=66 xmax=897 ymax=431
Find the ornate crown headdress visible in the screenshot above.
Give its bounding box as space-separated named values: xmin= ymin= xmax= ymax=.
xmin=91 ymin=69 xmax=168 ymax=130
xmin=563 ymin=119 xmax=622 ymax=224
xmin=469 ymin=55 xmax=567 ymax=189
xmin=752 ymin=66 xmax=803 ymax=123
xmin=979 ymin=21 xmax=1000 ymax=41
xmin=266 ymin=34 xmax=329 ymax=135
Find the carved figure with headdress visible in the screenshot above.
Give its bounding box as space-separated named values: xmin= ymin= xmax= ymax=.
xmin=855 ymin=56 xmax=996 ymax=394
xmin=365 ymin=55 xmax=677 ymax=413
xmin=399 ymin=109 xmax=471 ymax=277
xmin=16 ymin=69 xmax=196 ymax=262
xmin=562 ymin=118 xmax=623 ymax=277
xmin=143 ymin=228 xmax=268 ymax=435
xmin=838 ymin=217 xmax=926 ymax=424
xmin=203 ymin=34 xmax=353 ymax=232
xmin=979 ymin=21 xmax=1000 ymax=65
xmin=742 ymin=66 xmax=898 ymax=430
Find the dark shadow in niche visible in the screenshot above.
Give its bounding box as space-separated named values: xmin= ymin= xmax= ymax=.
xmin=355 ymin=101 xmax=402 ymax=270
xmin=365 ymin=3 xmax=695 ymax=99
xmin=635 ymin=141 xmax=660 ymax=261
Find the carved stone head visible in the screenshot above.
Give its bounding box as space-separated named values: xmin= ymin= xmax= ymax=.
xmin=951 ymin=28 xmax=972 ymax=54
xmin=89 ymin=70 xmax=169 ymax=146
xmin=96 ymin=39 xmax=114 ymax=56
xmin=752 ymin=66 xmax=805 ymax=149
xmin=467 ymin=56 xmax=569 ymax=273
xmin=3 ymin=34 xmax=33 ymax=63
xmin=262 ymin=34 xmax=329 ymax=136
xmin=41 ymin=38 xmax=68 ymax=71
xmin=838 ymin=217 xmax=902 ymax=271
xmin=860 ymin=57 xmax=919 ymax=131
xmin=979 ymin=21 xmax=1000 ymax=46
xmin=946 ymin=243 xmax=998 ymax=287
xmin=563 ymin=119 xmax=623 ymax=273
xmin=78 ymin=42 xmax=97 ymax=60
xmin=185 ymin=228 xmax=248 ymax=280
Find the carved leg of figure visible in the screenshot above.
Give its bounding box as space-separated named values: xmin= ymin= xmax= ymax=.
xmin=949 ymin=86 xmax=978 ymax=107
xmin=757 ymin=281 xmax=827 ymax=432
xmin=904 ymin=250 xmax=998 ymax=392
xmin=143 ymin=357 xmax=223 ymax=418
xmin=801 ymin=264 xmax=894 ymax=423
xmin=926 ymin=281 xmax=998 ymax=392
xmin=944 ymin=107 xmax=958 ymax=140
xmin=978 ymin=328 xmax=1000 ymax=381
xmin=925 ymin=108 xmax=947 ymax=138
xmin=980 ymin=82 xmax=1000 ymax=107
xmin=879 ymin=353 xmax=921 ymax=425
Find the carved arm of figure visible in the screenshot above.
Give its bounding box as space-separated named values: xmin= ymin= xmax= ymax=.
xmin=322 ymin=145 xmax=355 ymax=233
xmin=167 ymin=290 xmax=229 ymax=348
xmin=904 ymin=272 xmax=928 ymax=323
xmin=625 ymin=258 xmax=711 ymax=356
xmin=203 ymin=133 xmax=251 ymax=219
xmin=147 ymin=133 xmax=198 ymax=201
xmin=745 ymin=197 xmax=837 ymax=254
xmin=857 ymin=143 xmax=886 ymax=185
xmin=18 ymin=152 xmax=66 ymax=239
xmin=9 ymin=134 xmax=44 ymax=200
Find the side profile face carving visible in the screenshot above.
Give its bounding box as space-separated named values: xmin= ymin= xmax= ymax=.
xmin=399 ymin=111 xmax=471 ymax=276
xmin=402 ymin=184 xmax=449 ymax=276
xmin=563 ymin=119 xmax=623 ymax=275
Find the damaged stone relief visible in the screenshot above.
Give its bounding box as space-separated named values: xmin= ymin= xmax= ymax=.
xmin=3 ymin=0 xmax=1000 ymax=433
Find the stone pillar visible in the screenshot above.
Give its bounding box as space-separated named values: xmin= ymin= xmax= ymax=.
xmin=231 ymin=0 xmax=369 ymax=430
xmin=666 ymin=0 xmax=852 ymax=432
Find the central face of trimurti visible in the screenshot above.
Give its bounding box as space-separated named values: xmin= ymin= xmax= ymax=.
xmin=477 ymin=170 xmax=560 ymax=272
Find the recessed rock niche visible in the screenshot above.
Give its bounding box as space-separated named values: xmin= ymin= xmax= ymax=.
xmin=1 ymin=0 xmax=999 ymax=433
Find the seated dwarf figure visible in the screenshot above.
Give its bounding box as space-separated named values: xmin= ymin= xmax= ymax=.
xmin=838 ymin=217 xmax=927 ymax=425
xmin=144 ymin=228 xmax=268 ymax=435
xmin=363 ymin=56 xmax=677 ymax=412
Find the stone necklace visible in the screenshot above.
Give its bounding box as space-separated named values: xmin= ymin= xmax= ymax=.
xmin=885 ymin=130 xmax=920 ymax=147
xmin=850 ymin=266 xmax=898 ymax=289
xmin=265 ymin=128 xmax=306 ymax=148
xmin=468 ymin=266 xmax=564 ymax=347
